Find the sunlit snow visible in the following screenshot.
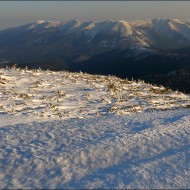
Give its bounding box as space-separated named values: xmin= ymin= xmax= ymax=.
xmin=0 ymin=67 xmax=190 ymax=189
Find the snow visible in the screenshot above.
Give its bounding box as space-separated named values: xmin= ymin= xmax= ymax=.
xmin=111 ymin=21 xmax=134 ymax=37
xmin=44 ymin=21 xmax=60 ymax=29
xmin=169 ymin=19 xmax=190 ymax=40
xmin=0 ymin=68 xmax=190 ymax=188
xmin=0 ymin=109 xmax=190 ymax=189
xmin=35 ymin=20 xmax=46 ymax=24
xmin=26 ymin=20 xmax=46 ymax=30
xmin=4 ymin=18 xmax=190 ymax=49
xmin=1 ymin=68 xmax=190 ymax=119
xmin=129 ymin=19 xmax=152 ymax=26
xmin=129 ymin=18 xmax=190 ymax=40
xmin=82 ymin=22 xmax=98 ymax=41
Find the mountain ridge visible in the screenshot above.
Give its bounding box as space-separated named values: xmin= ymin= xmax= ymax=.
xmin=1 ymin=18 xmax=190 ymax=92
xmin=1 ymin=18 xmax=190 ymax=48
xmin=1 ymin=18 xmax=190 ymax=65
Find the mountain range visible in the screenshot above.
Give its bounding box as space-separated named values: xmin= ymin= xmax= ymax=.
xmin=1 ymin=18 xmax=190 ymax=92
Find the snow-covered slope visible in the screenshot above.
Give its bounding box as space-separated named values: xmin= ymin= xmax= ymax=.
xmin=0 ymin=109 xmax=190 ymax=189
xmin=1 ymin=67 xmax=190 ymax=119
xmin=129 ymin=18 xmax=190 ymax=38
xmin=0 ymin=68 xmax=190 ymax=189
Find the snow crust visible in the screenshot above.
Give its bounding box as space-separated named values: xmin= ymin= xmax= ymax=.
xmin=1 ymin=68 xmax=190 ymax=119
xmin=0 ymin=68 xmax=190 ymax=189
xmin=0 ymin=109 xmax=190 ymax=189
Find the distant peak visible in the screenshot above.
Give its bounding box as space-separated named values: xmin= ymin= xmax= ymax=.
xmin=35 ymin=20 xmax=46 ymax=24
xmin=118 ymin=20 xmax=127 ymax=23
xmin=170 ymin=18 xmax=183 ymax=23
xmin=66 ymin=19 xmax=81 ymax=23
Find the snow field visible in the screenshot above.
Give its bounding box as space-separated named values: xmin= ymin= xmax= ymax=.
xmin=0 ymin=67 xmax=190 ymax=119
xmin=0 ymin=67 xmax=190 ymax=188
xmin=0 ymin=109 xmax=190 ymax=188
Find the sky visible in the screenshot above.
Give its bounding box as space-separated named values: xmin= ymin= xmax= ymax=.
xmin=0 ymin=1 xmax=190 ymax=30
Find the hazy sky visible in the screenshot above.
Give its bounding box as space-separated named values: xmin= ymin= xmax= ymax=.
xmin=0 ymin=1 xmax=190 ymax=30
